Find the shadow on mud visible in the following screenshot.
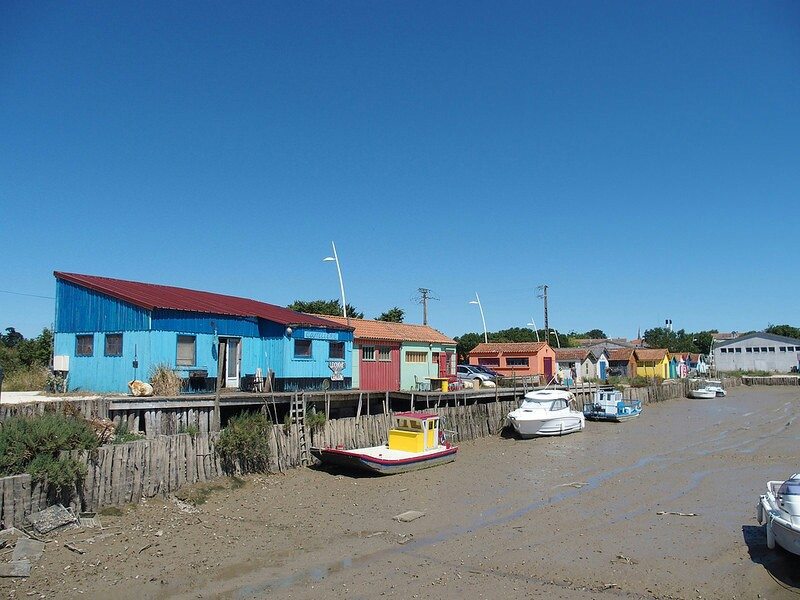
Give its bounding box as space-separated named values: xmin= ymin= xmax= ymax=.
xmin=742 ymin=524 xmax=800 ymax=589
xmin=307 ymin=460 xmax=381 ymax=479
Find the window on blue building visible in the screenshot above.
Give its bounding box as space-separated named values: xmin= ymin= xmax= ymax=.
xmin=177 ymin=335 xmax=196 ymax=366
xmin=105 ymin=334 xmax=123 ymax=357
xmin=294 ymin=339 xmax=312 ymax=358
xmin=329 ymin=341 xmax=344 ymax=359
xmin=76 ymin=335 xmax=93 ymax=357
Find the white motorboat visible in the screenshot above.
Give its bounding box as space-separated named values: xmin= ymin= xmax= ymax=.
xmin=757 ymin=474 xmax=800 ymax=556
xmin=507 ymin=389 xmax=585 ymax=438
xmin=688 ymin=387 xmax=716 ymax=399
xmin=705 ymin=385 xmax=726 ymax=397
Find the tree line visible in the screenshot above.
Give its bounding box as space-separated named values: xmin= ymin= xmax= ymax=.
xmin=0 ymin=327 xmax=53 ymax=376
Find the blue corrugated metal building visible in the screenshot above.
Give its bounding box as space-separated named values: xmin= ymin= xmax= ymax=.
xmin=52 ymin=272 xmax=354 ymax=393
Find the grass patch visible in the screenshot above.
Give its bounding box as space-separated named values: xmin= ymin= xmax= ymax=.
xmin=97 ymin=506 xmax=125 ymax=517
xmin=113 ymin=420 xmax=145 ymax=444
xmin=175 ymin=476 xmax=247 ymax=505
xmin=2 ymin=365 xmax=49 ymax=392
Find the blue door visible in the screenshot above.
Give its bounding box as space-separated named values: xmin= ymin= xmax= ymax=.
xmin=599 ymin=361 xmax=606 ymax=380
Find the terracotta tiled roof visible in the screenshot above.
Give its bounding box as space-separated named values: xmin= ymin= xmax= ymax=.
xmin=689 ymin=353 xmax=702 ymax=362
xmin=471 ymin=342 xmax=548 ymax=354
xmin=55 ymin=272 xmax=351 ymax=330
xmin=554 ymin=348 xmax=589 ymax=361
xmin=317 ymin=315 xmax=456 ymax=344
xmin=608 ymin=348 xmax=635 ymax=361
xmin=634 ymin=348 xmax=668 ymax=361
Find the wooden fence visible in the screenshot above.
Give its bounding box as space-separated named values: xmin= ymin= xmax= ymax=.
xmin=0 ymin=397 xmax=112 ymax=421
xmin=742 ymin=376 xmax=799 ymax=386
xmin=0 ymin=376 xmax=744 ymax=527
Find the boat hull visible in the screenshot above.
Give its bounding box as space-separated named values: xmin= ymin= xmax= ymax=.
xmin=584 ymin=409 xmax=641 ymax=422
xmin=311 ymin=446 xmax=458 ymax=475
xmin=759 ymin=495 xmax=800 ymax=556
xmin=688 ymin=389 xmax=716 ymax=399
xmin=510 ymin=416 xmax=584 ymax=438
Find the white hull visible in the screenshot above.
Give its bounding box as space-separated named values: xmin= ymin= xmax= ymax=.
xmin=510 ymin=415 xmax=585 ymax=438
xmin=689 ymin=388 xmax=716 ymax=399
xmin=759 ymin=495 xmax=800 ymax=556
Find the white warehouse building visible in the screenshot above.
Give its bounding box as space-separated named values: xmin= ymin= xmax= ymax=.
xmin=713 ymin=332 xmax=800 ymax=373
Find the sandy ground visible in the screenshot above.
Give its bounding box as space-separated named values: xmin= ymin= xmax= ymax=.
xmin=0 ymin=392 xmax=108 ymax=405
xmin=1 ymin=385 xmax=798 ymax=600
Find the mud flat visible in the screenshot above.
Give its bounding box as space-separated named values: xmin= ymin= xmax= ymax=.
xmin=1 ymin=385 xmax=798 ymax=599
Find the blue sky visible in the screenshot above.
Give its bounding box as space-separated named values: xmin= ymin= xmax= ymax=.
xmin=2 ymin=1 xmax=798 ymax=340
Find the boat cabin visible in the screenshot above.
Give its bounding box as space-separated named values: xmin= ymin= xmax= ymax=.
xmin=388 ymin=411 xmax=442 ymax=453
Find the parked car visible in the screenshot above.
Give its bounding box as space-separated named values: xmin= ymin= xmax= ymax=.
xmin=472 ymin=365 xmax=502 ymax=378
xmin=457 ymin=364 xmax=497 ymax=384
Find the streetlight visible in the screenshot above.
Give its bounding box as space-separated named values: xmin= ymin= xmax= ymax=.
xmin=323 ymin=241 xmax=349 ymax=325
xmin=468 ymin=293 xmax=488 ymax=343
xmin=551 ymin=330 xmax=561 ymax=348
xmin=526 ymin=318 xmax=540 ymax=342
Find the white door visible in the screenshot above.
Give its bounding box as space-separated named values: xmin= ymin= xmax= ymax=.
xmin=225 ymin=338 xmax=240 ymax=388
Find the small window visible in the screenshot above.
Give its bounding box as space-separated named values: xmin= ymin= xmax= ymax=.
xmin=362 ymin=346 xmax=375 ymax=361
xmin=104 ymin=333 xmax=123 ymax=357
xmin=294 ymin=339 xmax=312 ymax=358
xmin=406 ymin=351 xmax=427 ymax=363
xmin=329 ymin=341 xmax=345 ymax=360
xmin=780 ymin=347 xmax=787 ymax=352
xmin=735 ymin=348 xmax=742 ymax=353
xmin=378 ymin=347 xmax=391 ymax=361
xmin=177 ymin=335 xmax=196 ymax=366
xmin=431 ymin=352 xmax=440 ymax=364
xmin=506 ymin=357 xmax=529 ymax=367
xmin=478 ymin=357 xmax=500 ymax=367
xmin=768 ymin=347 xmax=775 ymax=352
xmin=76 ymin=334 xmax=93 ymax=357
xmin=746 ymin=347 xmax=753 ymax=353
xmin=761 ymin=347 xmax=768 ymax=352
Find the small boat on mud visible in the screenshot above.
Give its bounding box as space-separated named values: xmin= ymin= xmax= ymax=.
xmin=583 ymin=386 xmax=642 ymax=422
xmin=703 ymin=381 xmax=726 ymax=397
xmin=688 ymin=387 xmax=717 ymax=399
xmin=507 ymin=389 xmax=585 ymax=438
xmin=310 ymin=412 xmax=457 ymax=475
xmin=757 ymin=474 xmax=800 ymax=556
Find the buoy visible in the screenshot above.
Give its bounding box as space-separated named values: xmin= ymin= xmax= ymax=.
xmin=766 ymin=520 xmax=775 ymax=550
xmin=757 ymin=501 xmax=764 ymax=525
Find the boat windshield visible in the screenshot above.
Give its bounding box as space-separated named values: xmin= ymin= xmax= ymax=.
xmin=521 ymin=398 xmax=568 ymax=411
xmin=778 ymin=477 xmax=800 ymax=496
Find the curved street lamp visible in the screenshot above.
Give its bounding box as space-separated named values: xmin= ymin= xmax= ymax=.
xmin=469 ymin=292 xmax=488 ymax=343
xmin=526 ymin=318 xmax=540 ymax=342
xmin=323 ymin=241 xmax=349 ymax=325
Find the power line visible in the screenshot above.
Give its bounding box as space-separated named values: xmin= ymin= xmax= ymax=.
xmin=0 ymin=289 xmax=55 ymax=300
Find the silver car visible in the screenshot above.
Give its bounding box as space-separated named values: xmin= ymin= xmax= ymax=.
xmin=457 ymin=364 xmax=496 ymax=385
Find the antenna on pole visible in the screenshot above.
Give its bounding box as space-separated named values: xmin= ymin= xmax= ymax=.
xmin=413 ymin=287 xmax=439 ymax=325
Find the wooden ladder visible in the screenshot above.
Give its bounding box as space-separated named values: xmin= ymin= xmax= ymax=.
xmin=290 ymin=393 xmax=311 ymax=466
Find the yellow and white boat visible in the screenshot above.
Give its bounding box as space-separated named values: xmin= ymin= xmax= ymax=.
xmin=311 ymin=412 xmax=457 ymax=475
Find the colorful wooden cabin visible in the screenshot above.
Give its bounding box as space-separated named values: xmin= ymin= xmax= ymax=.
xmin=389 ymin=412 xmax=443 ymax=452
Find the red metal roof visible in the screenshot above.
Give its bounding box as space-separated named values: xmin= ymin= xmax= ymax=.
xmin=55 ymin=272 xmax=352 ymax=330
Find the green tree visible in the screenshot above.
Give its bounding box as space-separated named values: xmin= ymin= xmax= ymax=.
xmin=581 ymin=329 xmax=607 ymax=339
xmin=376 ymin=307 xmax=404 ymax=322
xmin=766 ymin=324 xmax=800 ymax=340
xmin=287 ymin=299 xmax=364 ymax=320
xmin=17 ymin=328 xmax=52 ymax=368
xmin=1 ymin=327 xmax=24 ymax=348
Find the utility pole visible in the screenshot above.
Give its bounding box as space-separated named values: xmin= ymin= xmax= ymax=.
xmin=536 ymin=284 xmax=549 ymax=343
xmin=415 ymin=287 xmax=438 ymax=325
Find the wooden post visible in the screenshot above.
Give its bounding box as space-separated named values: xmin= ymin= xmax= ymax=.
xmin=383 ymin=391 xmax=389 ymax=415
xmin=325 ymin=392 xmax=330 ymax=420
xmin=213 ymin=340 xmax=225 ymax=432
xmin=356 ymin=393 xmax=363 ymax=420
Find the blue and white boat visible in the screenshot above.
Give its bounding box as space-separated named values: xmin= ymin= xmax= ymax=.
xmin=583 ymin=386 xmax=642 ymax=422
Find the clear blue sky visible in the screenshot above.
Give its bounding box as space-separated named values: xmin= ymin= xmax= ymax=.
xmin=2 ymin=1 xmax=798 ymax=340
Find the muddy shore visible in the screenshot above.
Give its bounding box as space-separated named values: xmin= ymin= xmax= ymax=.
xmin=1 ymin=385 xmax=798 ymax=599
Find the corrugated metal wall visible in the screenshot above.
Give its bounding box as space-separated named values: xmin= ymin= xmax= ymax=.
xmin=359 ymin=341 xmax=400 ymax=391
xmin=56 ymin=280 xmax=149 ymax=332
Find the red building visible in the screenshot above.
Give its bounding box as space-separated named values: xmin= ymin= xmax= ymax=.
xmin=468 ymin=342 xmax=556 ymax=381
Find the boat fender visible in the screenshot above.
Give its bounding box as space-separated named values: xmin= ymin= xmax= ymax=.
xmin=336 ymin=444 xmax=344 ymax=450
xmin=445 ymin=441 xmax=451 ymax=449
xmin=757 ymin=500 xmax=764 ymax=525
xmin=765 ymin=518 xmax=775 ymax=550
xmin=439 ymin=429 xmax=446 ymax=445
